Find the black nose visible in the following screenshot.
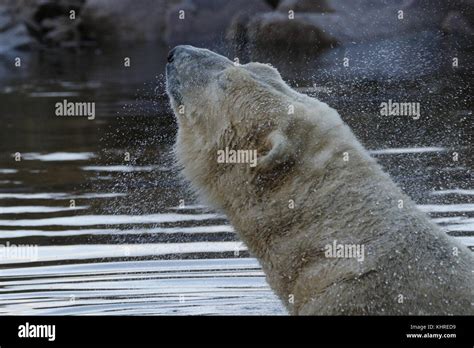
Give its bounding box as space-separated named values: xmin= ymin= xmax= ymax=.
xmin=167 ymin=48 xmax=176 ymax=63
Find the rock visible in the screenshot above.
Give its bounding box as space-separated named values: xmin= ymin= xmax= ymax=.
xmin=0 ymin=6 xmax=15 ymax=32
xmin=17 ymin=0 xmax=88 ymax=48
xmin=232 ymin=0 xmax=474 ymax=63
xmin=165 ymin=0 xmax=271 ymax=46
xmin=81 ymin=0 xmax=181 ymax=44
xmin=227 ymin=0 xmax=474 ymax=83
xmin=0 ymin=21 xmax=34 ymax=55
xmin=265 ymin=0 xmax=280 ymax=9
xmin=226 ymin=11 xmax=253 ymax=59
xmin=244 ymin=12 xmax=337 ymax=60
xmin=322 ymin=0 xmax=473 ymax=35
xmin=42 ymin=17 xmax=81 ymax=47
xmin=0 ymin=4 xmax=35 ymax=56
xmin=277 ymin=0 xmax=334 ymax=13
xmin=2 ymin=0 xmax=178 ymax=48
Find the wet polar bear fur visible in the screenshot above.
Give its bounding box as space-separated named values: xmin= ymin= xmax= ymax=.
xmin=165 ymin=45 xmax=473 ymax=315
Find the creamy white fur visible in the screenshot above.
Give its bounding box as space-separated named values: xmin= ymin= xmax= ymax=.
xmin=166 ymin=46 xmax=473 ymax=315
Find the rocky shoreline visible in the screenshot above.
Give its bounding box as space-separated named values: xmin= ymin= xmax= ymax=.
xmin=1 ymin=0 xmax=472 ymax=81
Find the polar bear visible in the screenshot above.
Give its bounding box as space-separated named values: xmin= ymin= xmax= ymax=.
xmin=165 ymin=45 xmax=473 ymax=315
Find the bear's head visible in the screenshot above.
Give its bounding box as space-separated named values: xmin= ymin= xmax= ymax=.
xmin=166 ymin=45 xmax=346 ymax=210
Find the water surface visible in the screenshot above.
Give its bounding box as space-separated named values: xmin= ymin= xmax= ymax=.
xmin=0 ymin=46 xmax=472 ymax=315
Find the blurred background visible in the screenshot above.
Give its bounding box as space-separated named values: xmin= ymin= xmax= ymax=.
xmin=0 ymin=0 xmax=472 ymax=315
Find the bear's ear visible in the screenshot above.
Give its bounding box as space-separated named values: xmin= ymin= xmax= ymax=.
xmin=244 ymin=62 xmax=282 ymax=82
xmin=257 ymin=130 xmax=294 ymax=173
xmin=243 ymin=63 xmax=293 ymax=97
xmin=217 ymin=66 xmax=255 ymax=91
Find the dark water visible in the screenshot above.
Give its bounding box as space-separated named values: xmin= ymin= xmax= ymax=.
xmin=0 ymin=45 xmax=472 ymax=315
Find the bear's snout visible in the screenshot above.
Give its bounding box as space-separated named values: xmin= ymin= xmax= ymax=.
xmin=166 ymin=45 xmax=233 ymax=74
xmin=165 ymin=45 xmax=233 ymax=107
xmin=167 ymin=47 xmax=176 ymax=63
xmin=166 ymin=45 xmax=192 ymax=64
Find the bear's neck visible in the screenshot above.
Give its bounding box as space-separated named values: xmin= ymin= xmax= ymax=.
xmin=221 ymin=145 xmax=403 ymax=305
